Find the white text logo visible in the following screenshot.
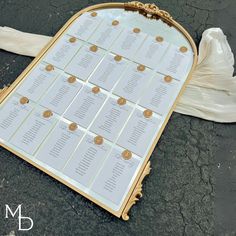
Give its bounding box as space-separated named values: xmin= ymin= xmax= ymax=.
xmin=5 ymin=204 xmax=33 ymax=231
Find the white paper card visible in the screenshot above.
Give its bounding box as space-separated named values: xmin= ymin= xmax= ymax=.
xmin=10 ymin=106 xmax=56 ymax=155
xmin=43 ymin=35 xmax=83 ymax=69
xmin=111 ymin=28 xmax=147 ymax=58
xmin=134 ymin=36 xmax=169 ymax=69
xmin=113 ymin=63 xmax=153 ymax=103
xmin=89 ymin=53 xmax=128 ymax=91
xmin=92 ymin=147 xmax=140 ymax=205
xmin=139 ymin=74 xmax=181 ymax=115
xmin=16 ymin=63 xmax=59 ymax=102
xmin=89 ymin=20 xmax=123 ymax=50
xmin=64 ymin=85 xmax=107 ymax=128
xmin=90 ymin=98 xmax=132 ymax=142
xmin=40 ymin=74 xmax=82 ymax=115
xmin=157 ymin=44 xmax=193 ymax=80
xmin=36 ymin=121 xmax=84 ymax=170
xmin=117 ymin=109 xmax=161 ymax=157
xmin=0 ymin=96 xmax=33 ymax=141
xmin=66 ymin=12 xmax=102 ymax=41
xmin=65 ymin=44 xmax=104 ymax=81
xmin=63 ymin=134 xmax=111 ymax=187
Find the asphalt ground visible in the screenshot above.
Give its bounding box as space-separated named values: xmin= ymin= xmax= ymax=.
xmin=0 ymin=0 xmax=236 ymax=235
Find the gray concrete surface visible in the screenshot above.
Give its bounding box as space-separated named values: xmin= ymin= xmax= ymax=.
xmin=0 ymin=0 xmax=236 ymax=235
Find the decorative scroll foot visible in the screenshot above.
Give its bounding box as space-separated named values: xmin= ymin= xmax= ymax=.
xmin=121 ymin=161 xmax=151 ymax=221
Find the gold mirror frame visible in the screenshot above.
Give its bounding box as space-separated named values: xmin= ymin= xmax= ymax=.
xmin=0 ymin=2 xmax=198 ymax=220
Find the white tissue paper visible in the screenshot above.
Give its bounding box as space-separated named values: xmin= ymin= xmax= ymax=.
xmin=0 ymin=27 xmax=235 ymax=123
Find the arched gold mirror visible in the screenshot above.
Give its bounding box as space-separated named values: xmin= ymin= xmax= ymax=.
xmin=0 ymin=2 xmax=197 ymax=220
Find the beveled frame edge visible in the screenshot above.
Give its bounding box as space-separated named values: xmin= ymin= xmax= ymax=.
xmin=0 ymin=2 xmax=198 ymax=219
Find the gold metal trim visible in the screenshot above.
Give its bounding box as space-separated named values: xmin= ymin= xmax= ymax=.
xmin=0 ymin=2 xmax=198 ymax=220
xmin=122 ymin=161 xmax=151 ymax=220
xmin=124 ymin=1 xmax=173 ymax=25
xmin=0 ymin=86 xmax=9 ymax=100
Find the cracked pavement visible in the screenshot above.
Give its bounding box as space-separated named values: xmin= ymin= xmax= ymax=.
xmin=0 ymin=0 xmax=236 ymax=235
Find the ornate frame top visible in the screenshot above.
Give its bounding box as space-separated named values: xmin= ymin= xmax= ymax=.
xmin=124 ymin=1 xmax=173 ymax=24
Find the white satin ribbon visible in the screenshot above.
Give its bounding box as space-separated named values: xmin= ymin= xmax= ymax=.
xmin=0 ymin=26 xmax=235 ymax=123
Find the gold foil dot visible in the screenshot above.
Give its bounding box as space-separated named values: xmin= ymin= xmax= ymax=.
xmin=143 ymin=109 xmax=153 ymax=118
xmin=137 ymin=64 xmax=145 ymax=71
xmin=133 ymin=28 xmax=141 ymax=33
xmin=69 ymin=37 xmax=77 ymax=43
xmin=122 ymin=150 xmax=132 ymax=160
xmin=91 ymin=12 xmax=97 ymax=17
xmin=117 ymin=97 xmax=126 ymax=106
xmin=20 ymin=97 xmax=29 ymax=105
xmin=180 ymin=46 xmax=188 ymax=53
xmin=114 ymin=55 xmax=122 ymax=62
xmin=43 ymin=110 xmax=53 ymax=118
xmin=92 ymin=86 xmax=100 ymax=94
xmin=69 ymin=122 xmax=78 ymax=131
xmin=164 ymin=75 xmax=173 ymax=83
xmin=94 ymin=135 xmax=103 ymax=145
xmin=90 ymin=45 xmax=98 ymax=52
xmin=45 ymin=64 xmax=54 ymax=71
xmin=112 ymin=20 xmax=119 ymax=26
xmin=67 ymin=76 xmax=76 ymax=83
xmin=156 ymin=36 xmax=164 ymax=42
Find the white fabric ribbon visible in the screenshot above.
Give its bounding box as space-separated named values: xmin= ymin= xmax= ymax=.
xmin=0 ymin=26 xmax=235 ymax=123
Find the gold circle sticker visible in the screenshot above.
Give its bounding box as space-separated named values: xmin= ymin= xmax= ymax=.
xmin=69 ymin=37 xmax=76 ymax=43
xmin=112 ymin=20 xmax=119 ymax=26
xmin=114 ymin=55 xmax=122 ymax=62
xmin=45 ymin=64 xmax=54 ymax=71
xmin=69 ymin=122 xmax=78 ymax=131
xmin=43 ymin=110 xmax=53 ymax=118
xmin=133 ymin=28 xmax=140 ymax=33
xmin=20 ymin=97 xmax=29 ymax=105
xmin=137 ymin=64 xmax=145 ymax=71
xmin=180 ymin=46 xmax=188 ymax=53
xmin=143 ymin=109 xmax=153 ymax=118
xmin=156 ymin=36 xmax=164 ymax=42
xmin=164 ymin=75 xmax=173 ymax=83
xmin=117 ymin=97 xmax=126 ymax=106
xmin=67 ymin=76 xmax=76 ymax=83
xmin=94 ymin=135 xmax=103 ymax=145
xmin=91 ymin=12 xmax=97 ymax=17
xmin=92 ymin=86 xmax=100 ymax=94
xmin=122 ymin=150 xmax=132 ymax=160
xmin=90 ymin=45 xmax=98 ymax=52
